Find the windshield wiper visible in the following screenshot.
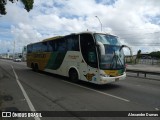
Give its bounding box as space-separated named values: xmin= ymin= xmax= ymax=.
xmin=110 ymin=51 xmax=124 ymax=69
xmin=110 ymin=51 xmax=117 ymax=69
xmin=117 ymin=55 xmax=124 ymax=68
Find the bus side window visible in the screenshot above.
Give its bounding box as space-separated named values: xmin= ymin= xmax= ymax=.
xmin=33 ymin=43 xmax=42 ymax=52
xmin=66 ymin=35 xmax=79 ymax=51
xmin=57 ymin=38 xmax=66 ymax=52
xmin=27 ymin=45 xmax=32 ymax=53
xmin=42 ymin=42 xmax=48 ymax=52
xmin=37 ymin=43 xmax=42 ymax=52
xmin=47 ymin=41 xmax=55 ymax=52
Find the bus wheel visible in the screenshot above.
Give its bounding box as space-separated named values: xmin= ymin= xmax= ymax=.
xmin=69 ymin=69 xmax=79 ymax=82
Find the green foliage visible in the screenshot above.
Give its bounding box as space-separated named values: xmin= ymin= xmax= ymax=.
xmin=19 ymin=55 xmax=22 ymax=58
xmin=0 ymin=0 xmax=7 ymax=15
xmin=9 ymin=0 xmax=18 ymax=3
xmin=149 ymin=51 xmax=160 ymax=59
xmin=21 ymin=0 xmax=33 ymax=12
xmin=136 ymin=50 xmax=141 ymax=59
xmin=0 ymin=0 xmax=34 ymax=15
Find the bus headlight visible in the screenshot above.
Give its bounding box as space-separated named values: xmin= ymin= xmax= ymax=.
xmin=100 ymin=73 xmax=109 ymax=77
xmin=100 ymin=71 xmax=109 ymax=77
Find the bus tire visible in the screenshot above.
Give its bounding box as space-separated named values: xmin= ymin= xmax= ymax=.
xmin=69 ymin=69 xmax=79 ymax=82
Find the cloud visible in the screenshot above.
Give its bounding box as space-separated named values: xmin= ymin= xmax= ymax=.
xmin=0 ymin=0 xmax=160 ymax=55
xmin=10 ymin=23 xmax=42 ymax=52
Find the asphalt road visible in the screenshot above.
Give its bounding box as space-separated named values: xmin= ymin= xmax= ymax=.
xmin=0 ymin=59 xmax=160 ymax=120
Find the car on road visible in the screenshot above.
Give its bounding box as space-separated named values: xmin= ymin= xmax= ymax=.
xmin=13 ymin=58 xmax=22 ymax=62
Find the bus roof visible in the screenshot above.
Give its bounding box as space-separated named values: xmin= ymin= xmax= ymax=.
xmin=70 ymin=31 xmax=117 ymax=37
xmin=27 ymin=31 xmax=117 ymax=46
xmin=27 ymin=36 xmax=63 ymax=46
xmin=42 ymin=36 xmax=63 ymax=41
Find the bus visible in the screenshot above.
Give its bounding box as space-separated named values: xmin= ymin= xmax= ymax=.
xmin=27 ymin=32 xmax=132 ymax=84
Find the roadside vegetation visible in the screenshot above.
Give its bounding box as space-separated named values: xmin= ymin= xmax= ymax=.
xmin=150 ymin=51 xmax=160 ymax=59
xmin=0 ymin=0 xmax=33 ymax=15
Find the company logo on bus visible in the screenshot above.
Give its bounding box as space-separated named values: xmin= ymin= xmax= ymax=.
xmin=84 ymin=73 xmax=95 ymax=81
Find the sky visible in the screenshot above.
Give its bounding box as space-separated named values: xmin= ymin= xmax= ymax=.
xmin=0 ymin=0 xmax=160 ymax=55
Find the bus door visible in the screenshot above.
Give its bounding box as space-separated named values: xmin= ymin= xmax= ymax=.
xmin=80 ymin=33 xmax=98 ymax=82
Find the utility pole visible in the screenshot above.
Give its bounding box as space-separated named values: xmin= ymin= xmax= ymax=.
xmin=95 ymin=16 xmax=102 ymax=32
xmin=13 ymin=40 xmax=15 ymax=59
xmin=7 ymin=49 xmax=10 ymax=58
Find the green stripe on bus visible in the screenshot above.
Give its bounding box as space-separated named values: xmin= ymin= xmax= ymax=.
xmin=46 ymin=51 xmax=66 ymax=70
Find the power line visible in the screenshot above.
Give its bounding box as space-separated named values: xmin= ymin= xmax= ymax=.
xmin=128 ymin=44 xmax=160 ymax=45
xmin=124 ymin=42 xmax=160 ymax=46
xmin=103 ymin=25 xmax=160 ymax=30
xmin=117 ymin=31 xmax=160 ymax=36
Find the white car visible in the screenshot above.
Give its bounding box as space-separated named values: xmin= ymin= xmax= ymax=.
xmin=14 ymin=58 xmax=22 ymax=62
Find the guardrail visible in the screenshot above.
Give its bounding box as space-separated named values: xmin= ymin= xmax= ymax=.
xmin=0 ymin=58 xmax=13 ymax=60
xmin=126 ymin=69 xmax=160 ymax=78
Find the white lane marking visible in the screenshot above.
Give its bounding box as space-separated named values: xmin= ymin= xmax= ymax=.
xmin=155 ymin=108 xmax=159 ymax=111
xmin=62 ymin=80 xmax=130 ymax=102
xmin=37 ymin=73 xmax=45 ymax=76
xmin=11 ymin=65 xmax=41 ymax=120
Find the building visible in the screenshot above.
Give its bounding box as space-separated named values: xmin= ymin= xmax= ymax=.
xmin=125 ymin=55 xmax=136 ymax=63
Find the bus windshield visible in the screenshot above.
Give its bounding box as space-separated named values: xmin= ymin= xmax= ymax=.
xmin=94 ymin=34 xmax=125 ymax=70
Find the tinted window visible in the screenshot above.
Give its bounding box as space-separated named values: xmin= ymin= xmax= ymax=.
xmin=80 ymin=33 xmax=98 ymax=68
xmin=41 ymin=42 xmax=48 ymax=52
xmin=66 ymin=35 xmax=79 ymax=51
xmin=27 ymin=35 xmax=79 ymax=53
xmin=57 ymin=38 xmax=66 ymax=52
xmin=27 ymin=45 xmax=32 ymax=53
xmin=47 ymin=41 xmax=55 ymax=52
xmin=32 ymin=43 xmax=40 ymax=52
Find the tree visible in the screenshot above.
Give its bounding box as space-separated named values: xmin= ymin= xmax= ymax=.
xmin=0 ymin=0 xmax=34 ymax=15
xmin=150 ymin=51 xmax=160 ymax=59
xmin=135 ymin=49 xmax=141 ymax=64
xmin=136 ymin=50 xmax=141 ymax=59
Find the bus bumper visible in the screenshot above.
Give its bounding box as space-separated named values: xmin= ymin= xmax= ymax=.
xmin=99 ymin=72 xmax=126 ymax=84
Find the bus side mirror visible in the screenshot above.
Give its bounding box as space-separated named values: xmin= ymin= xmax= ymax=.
xmin=119 ymin=45 xmax=127 ymax=51
xmin=120 ymin=45 xmax=133 ymax=64
xmin=96 ymin=41 xmax=105 ymax=55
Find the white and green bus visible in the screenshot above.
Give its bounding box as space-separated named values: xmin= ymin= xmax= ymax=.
xmin=27 ymin=32 xmax=131 ymax=84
